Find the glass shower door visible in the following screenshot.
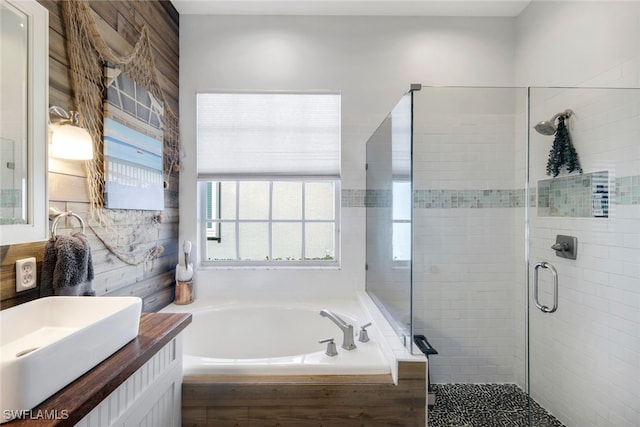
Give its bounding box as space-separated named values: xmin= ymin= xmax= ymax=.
xmin=411 ymin=87 xmax=533 ymax=425
xmin=527 ymin=87 xmax=640 ymax=427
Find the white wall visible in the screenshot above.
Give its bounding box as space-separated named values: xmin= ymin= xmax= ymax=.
xmin=179 ymin=15 xmax=515 ymax=298
xmin=516 ymin=1 xmax=640 ymax=87
xmin=516 ymin=2 xmax=640 ymax=427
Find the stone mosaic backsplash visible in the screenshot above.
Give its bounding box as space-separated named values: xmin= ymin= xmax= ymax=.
xmin=342 ymin=173 xmax=639 ymax=214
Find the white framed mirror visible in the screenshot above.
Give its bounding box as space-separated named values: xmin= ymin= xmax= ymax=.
xmin=0 ymin=0 xmax=48 ymax=245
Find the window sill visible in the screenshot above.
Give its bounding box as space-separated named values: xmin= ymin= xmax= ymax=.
xmin=199 ymin=263 xmax=341 ymax=271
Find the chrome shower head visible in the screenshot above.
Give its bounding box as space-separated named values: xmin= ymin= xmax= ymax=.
xmin=534 ymin=120 xmax=557 ymax=135
xmin=534 ymin=109 xmax=574 ymax=136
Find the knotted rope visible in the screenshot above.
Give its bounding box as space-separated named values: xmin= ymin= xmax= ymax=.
xmin=61 ymin=0 xmax=179 ymax=265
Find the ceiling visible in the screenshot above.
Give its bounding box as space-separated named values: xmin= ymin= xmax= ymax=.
xmin=170 ymin=0 xmax=532 ymax=17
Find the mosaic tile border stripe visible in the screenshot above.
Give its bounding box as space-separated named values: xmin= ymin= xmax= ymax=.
xmin=616 ymin=175 xmax=640 ymax=205
xmin=0 ymin=189 xmax=23 ymax=208
xmin=341 ymin=189 xmax=367 ymax=207
xmin=343 ymin=188 xmax=527 ymax=208
xmin=414 ymin=189 xmax=526 ymax=209
xmin=342 ymin=174 xmax=640 ymax=209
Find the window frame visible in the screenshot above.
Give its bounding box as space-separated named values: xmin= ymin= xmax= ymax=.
xmin=199 ymin=178 xmax=341 ymax=269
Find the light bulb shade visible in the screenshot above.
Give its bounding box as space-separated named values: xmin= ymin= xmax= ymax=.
xmin=52 ymin=124 xmax=94 ymax=160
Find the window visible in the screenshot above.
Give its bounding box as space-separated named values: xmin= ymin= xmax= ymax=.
xmin=393 ymin=181 xmax=411 ymax=262
xmin=203 ymin=180 xmax=338 ymax=265
xmin=197 ymin=91 xmax=341 ymax=267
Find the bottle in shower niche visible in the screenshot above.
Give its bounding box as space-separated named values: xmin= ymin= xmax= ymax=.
xmin=592 ymin=181 xmax=609 ymax=218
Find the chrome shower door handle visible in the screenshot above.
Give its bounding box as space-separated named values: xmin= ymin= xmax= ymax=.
xmin=533 ymin=261 xmax=558 ymax=313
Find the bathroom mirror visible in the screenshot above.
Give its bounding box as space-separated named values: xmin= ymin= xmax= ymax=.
xmin=0 ymin=0 xmax=48 ymax=245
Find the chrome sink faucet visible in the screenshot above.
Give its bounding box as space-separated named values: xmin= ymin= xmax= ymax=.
xmin=320 ymin=309 xmax=356 ymax=350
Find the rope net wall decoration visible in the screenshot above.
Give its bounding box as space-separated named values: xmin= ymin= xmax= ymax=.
xmin=61 ymin=0 xmax=180 ymax=265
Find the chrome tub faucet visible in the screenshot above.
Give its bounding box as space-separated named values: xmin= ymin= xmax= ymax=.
xmin=320 ymin=309 xmax=356 ymax=350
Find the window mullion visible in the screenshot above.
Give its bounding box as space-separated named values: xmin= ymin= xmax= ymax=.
xmin=216 ymin=181 xmax=222 ymax=240
xmin=268 ymin=181 xmax=274 ymax=262
xmin=301 ymin=181 xmax=306 ymax=261
xmin=235 ymin=180 xmax=240 ymax=261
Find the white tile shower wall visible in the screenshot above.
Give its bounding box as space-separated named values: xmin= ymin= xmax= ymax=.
xmin=412 ymin=88 xmax=519 ymax=189
xmin=527 ymin=87 xmax=640 ymax=427
xmin=411 ymin=89 xmax=522 ymax=383
xmin=516 ymin=4 xmax=640 ymax=426
xmin=413 ymin=209 xmax=518 ymax=383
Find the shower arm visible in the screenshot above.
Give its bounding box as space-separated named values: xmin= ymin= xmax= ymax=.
xmin=550 ymin=109 xmax=574 ymax=122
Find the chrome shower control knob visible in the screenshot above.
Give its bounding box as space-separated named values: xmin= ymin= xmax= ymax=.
xmin=358 ymin=323 xmax=372 ymax=342
xmin=551 ymin=242 xmax=569 ymax=251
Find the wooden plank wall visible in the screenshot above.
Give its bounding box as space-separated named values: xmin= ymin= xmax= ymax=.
xmin=0 ymin=1 xmax=179 ymax=311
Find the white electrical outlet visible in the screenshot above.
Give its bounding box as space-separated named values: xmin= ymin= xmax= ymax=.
xmin=16 ymin=257 xmax=37 ymax=292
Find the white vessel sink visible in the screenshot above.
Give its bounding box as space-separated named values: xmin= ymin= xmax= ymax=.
xmin=0 ymin=296 xmax=142 ymax=422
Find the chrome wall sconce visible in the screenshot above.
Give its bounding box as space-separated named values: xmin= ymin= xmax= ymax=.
xmin=49 ymin=105 xmax=94 ymax=160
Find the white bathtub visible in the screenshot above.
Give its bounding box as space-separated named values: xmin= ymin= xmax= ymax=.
xmin=161 ymin=297 xmax=392 ymax=376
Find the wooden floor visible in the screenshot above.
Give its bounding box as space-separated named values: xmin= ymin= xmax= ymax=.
xmin=182 ymin=361 xmax=426 ymax=426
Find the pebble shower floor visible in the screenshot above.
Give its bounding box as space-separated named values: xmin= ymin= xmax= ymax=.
xmin=428 ymin=384 xmax=564 ymax=427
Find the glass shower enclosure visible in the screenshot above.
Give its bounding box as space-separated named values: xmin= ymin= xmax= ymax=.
xmin=365 ymin=86 xmax=640 ymax=427
xmin=365 ymin=90 xmax=413 ymax=346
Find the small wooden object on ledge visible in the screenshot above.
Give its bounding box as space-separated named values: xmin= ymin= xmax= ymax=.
xmin=175 ymin=279 xmax=193 ymax=305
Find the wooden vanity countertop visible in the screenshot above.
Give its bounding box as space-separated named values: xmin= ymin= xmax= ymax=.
xmin=5 ymin=312 xmax=192 ymax=426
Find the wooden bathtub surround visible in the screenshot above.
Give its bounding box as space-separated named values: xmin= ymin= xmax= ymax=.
xmin=182 ymin=360 xmax=426 ymax=426
xmin=6 ymin=312 xmax=191 ymax=426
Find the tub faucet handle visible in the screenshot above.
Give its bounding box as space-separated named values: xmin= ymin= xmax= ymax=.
xmin=359 ymin=323 xmax=372 ymax=342
xmin=319 ymin=338 xmax=338 ymax=357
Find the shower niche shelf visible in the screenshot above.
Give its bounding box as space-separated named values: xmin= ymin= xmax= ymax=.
xmin=537 ymin=170 xmax=609 ymax=218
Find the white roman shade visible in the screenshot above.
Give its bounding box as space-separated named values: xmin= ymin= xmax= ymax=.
xmin=197 ymin=91 xmax=341 ymax=179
